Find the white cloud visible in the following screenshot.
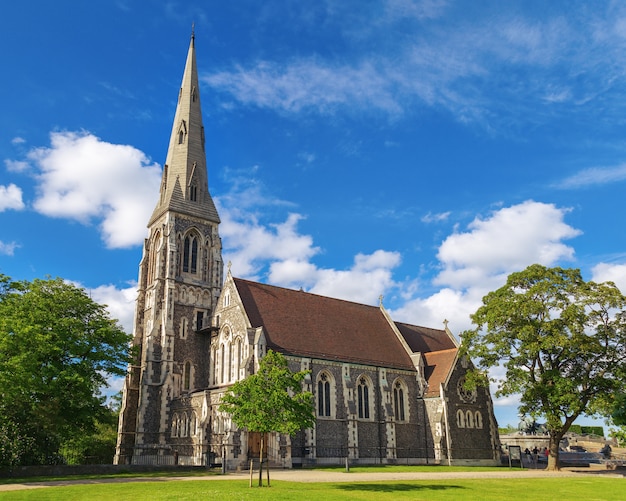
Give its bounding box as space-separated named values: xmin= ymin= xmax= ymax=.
xmin=293 ymin=250 xmax=402 ymax=305
xmin=204 ymin=59 xmax=403 ymax=116
xmin=558 ymin=163 xmax=626 ymax=189
xmin=11 ymin=137 xmax=26 ymax=145
xmin=220 ymin=210 xmax=320 ymax=280
xmin=0 ymin=183 xmax=25 ymax=211
xmin=390 ymin=286 xmax=479 ymax=334
xmin=0 ymin=241 xmax=20 ymax=256
xmin=591 ymin=262 xmax=626 ymax=294
xmin=201 ymin=8 xmax=626 ymax=130
xmin=435 ymin=201 xmax=581 ymax=289
xmin=88 ymin=282 xmax=138 ymax=334
xmin=27 ymin=131 xmax=161 ymax=248
xmin=4 ymin=159 xmax=29 ymax=173
xmin=421 ymin=211 xmax=451 ymax=223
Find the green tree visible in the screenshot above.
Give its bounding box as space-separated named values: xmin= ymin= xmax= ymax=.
xmin=460 ymin=264 xmax=626 ymax=471
xmin=0 ymin=275 xmax=132 ymax=467
xmin=219 ymin=350 xmax=315 ymax=486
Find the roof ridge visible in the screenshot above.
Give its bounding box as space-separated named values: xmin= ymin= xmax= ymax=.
xmin=232 ymin=276 xmax=382 ymax=309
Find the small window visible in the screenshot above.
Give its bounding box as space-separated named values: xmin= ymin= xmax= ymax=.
xmin=475 ymin=411 xmax=483 ymax=429
xmin=189 ymin=185 xmax=197 ymax=201
xmin=178 ymin=130 xmax=184 ymax=144
xmin=171 ymin=413 xmax=179 ymax=437
xmin=196 ymin=311 xmax=204 ymax=331
xmin=220 ymin=345 xmax=225 ymax=384
xmin=466 ymin=410 xmax=474 ymax=428
xmin=457 ymin=409 xmax=466 ymax=428
xmin=183 ymin=361 xmax=192 ymax=391
xmin=357 ymin=377 xmax=371 ymax=419
xmin=211 ymin=346 xmax=217 ymax=385
xmin=180 ymin=317 xmax=188 ymax=339
xmin=223 ymin=290 xmax=231 ymax=307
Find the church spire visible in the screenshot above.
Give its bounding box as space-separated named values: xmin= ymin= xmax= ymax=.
xmin=149 ymin=32 xmax=219 ymax=225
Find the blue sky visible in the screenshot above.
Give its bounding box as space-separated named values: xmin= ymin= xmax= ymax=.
xmin=2 ymin=1 xmax=626 ymax=429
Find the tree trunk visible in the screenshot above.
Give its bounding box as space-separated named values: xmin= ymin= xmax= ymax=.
xmin=265 ymin=432 xmax=271 ymax=487
xmin=546 ymin=432 xmax=563 ymax=471
xmin=258 ymin=434 xmax=264 ymax=487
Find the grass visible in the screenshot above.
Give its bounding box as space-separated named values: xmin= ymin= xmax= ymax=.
xmin=0 ymin=472 xmax=623 ymax=501
xmin=0 ymin=464 xmax=503 ymax=484
xmin=0 ymin=469 xmax=219 ymax=485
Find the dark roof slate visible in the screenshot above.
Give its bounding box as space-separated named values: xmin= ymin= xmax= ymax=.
xmin=394 ymin=322 xmax=456 ymax=353
xmin=233 ymin=278 xmax=458 ymax=377
xmin=234 ymin=278 xmax=415 ymax=370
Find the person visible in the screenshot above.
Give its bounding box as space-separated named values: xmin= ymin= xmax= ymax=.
xmin=524 ymin=448 xmax=531 ymax=464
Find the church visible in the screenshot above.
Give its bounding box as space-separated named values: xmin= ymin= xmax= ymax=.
xmin=114 ymin=33 xmax=501 ymax=469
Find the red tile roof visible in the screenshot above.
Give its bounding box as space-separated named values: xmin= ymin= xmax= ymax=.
xmin=394 ymin=322 xmax=456 ymax=353
xmin=234 ymin=278 xmax=458 ymax=378
xmin=422 ymin=349 xmax=458 ymax=397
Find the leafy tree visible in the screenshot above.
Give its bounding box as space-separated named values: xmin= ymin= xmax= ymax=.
xmin=460 ymin=264 xmax=626 ymax=471
xmin=0 ymin=275 xmax=132 ymax=466
xmin=611 ymin=393 xmax=626 ymax=426
xmin=219 ymin=350 xmax=315 ymax=486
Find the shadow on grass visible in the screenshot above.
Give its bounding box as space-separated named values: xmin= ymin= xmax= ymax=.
xmin=335 ymin=482 xmax=466 ymax=493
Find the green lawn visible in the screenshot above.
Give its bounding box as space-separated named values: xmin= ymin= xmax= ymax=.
xmin=0 ymin=477 xmax=622 ymax=500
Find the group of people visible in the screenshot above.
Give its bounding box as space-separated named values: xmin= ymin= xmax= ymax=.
xmin=524 ymin=446 xmax=549 ymax=465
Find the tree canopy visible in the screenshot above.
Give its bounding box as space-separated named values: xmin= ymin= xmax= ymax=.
xmin=219 ymin=349 xmax=314 ymax=486
xmin=0 ymin=275 xmax=132 ymax=466
xmin=219 ymin=350 xmax=315 ymax=436
xmin=460 ymin=264 xmax=626 ymax=470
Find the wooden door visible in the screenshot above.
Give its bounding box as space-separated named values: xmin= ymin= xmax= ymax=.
xmin=248 ymin=432 xmax=266 ymax=458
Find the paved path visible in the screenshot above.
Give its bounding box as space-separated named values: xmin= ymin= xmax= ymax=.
xmin=1 ymin=467 xmax=624 ymax=492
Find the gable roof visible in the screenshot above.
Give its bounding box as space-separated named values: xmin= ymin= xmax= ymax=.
xmin=422 ymin=348 xmax=458 ymax=397
xmin=233 ymin=278 xmax=458 ymax=377
xmin=234 ymin=278 xmax=415 ymax=370
xmin=394 ymin=322 xmax=457 ymax=353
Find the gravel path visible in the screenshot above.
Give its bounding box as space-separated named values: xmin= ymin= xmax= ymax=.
xmin=1 ymin=467 xmax=624 ymax=492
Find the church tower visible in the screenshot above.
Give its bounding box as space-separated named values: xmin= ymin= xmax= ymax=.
xmin=115 ymin=32 xmax=222 ymax=464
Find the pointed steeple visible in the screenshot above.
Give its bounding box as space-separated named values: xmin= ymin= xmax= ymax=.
xmin=149 ymin=32 xmax=219 ymax=225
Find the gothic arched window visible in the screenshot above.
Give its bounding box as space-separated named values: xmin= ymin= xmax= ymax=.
xmin=235 ymin=338 xmax=242 ymax=379
xmin=220 ymin=344 xmax=225 ymax=384
xmin=475 ymin=411 xmax=483 ymax=429
xmin=466 ymin=410 xmax=474 ymax=428
xmin=147 ymin=230 xmax=161 ymax=284
xmin=357 ymin=377 xmax=371 ymax=419
xmin=393 ymin=380 xmax=407 ymax=422
xmin=317 ymin=372 xmax=332 ymax=417
xmin=183 ymin=233 xmax=198 ymax=273
xmin=456 ymin=409 xmax=466 ymax=428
